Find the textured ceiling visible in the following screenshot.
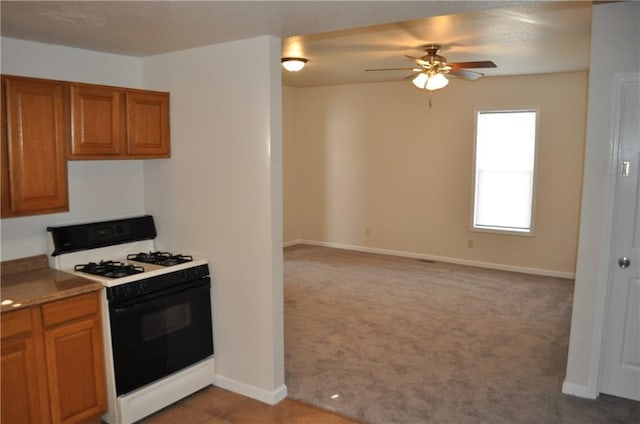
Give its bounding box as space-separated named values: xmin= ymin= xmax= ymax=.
xmin=283 ymin=1 xmax=592 ymax=87
xmin=0 ymin=1 xmax=592 ymax=87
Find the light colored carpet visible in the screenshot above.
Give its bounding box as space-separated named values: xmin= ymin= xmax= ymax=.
xmin=284 ymin=244 xmax=640 ymax=424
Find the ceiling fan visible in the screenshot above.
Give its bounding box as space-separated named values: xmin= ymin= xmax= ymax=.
xmin=366 ymin=45 xmax=497 ymax=92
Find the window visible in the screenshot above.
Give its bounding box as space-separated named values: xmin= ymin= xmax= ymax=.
xmin=472 ymin=109 xmax=538 ymax=234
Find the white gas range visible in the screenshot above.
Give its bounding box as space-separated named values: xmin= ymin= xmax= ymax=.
xmin=47 ymin=215 xmax=215 ymax=424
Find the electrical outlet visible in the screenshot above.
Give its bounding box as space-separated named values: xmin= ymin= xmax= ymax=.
xmin=365 ymin=228 xmax=371 ymax=238
xmin=467 ymin=239 xmax=474 ymax=248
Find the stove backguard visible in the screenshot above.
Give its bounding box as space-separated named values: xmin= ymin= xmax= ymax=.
xmin=47 ymin=215 xmax=156 ymax=256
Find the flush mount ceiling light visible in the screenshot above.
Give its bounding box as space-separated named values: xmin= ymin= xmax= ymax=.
xmin=281 ymin=57 xmax=307 ymax=72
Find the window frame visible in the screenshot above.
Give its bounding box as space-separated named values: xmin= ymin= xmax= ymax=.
xmin=470 ymin=107 xmax=540 ymax=236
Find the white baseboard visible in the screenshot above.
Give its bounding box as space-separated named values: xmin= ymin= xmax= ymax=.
xmin=214 ymin=374 xmax=287 ymax=405
xmin=283 ymin=239 xmax=300 ymax=248
xmin=284 ymin=239 xmax=575 ymax=279
xmin=562 ymin=381 xmax=597 ymax=399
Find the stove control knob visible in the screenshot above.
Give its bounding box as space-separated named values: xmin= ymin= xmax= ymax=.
xmin=187 ymin=268 xmax=199 ymax=279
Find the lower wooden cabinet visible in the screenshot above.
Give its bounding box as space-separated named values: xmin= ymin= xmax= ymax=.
xmin=1 ymin=292 xmax=106 ymax=424
xmin=0 ymin=308 xmax=47 ymax=424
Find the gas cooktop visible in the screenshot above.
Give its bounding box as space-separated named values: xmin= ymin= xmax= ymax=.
xmin=48 ymin=216 xmax=207 ymax=287
xmin=74 ymin=251 xmax=195 ymax=278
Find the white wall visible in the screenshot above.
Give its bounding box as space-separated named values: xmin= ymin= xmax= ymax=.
xmin=0 ymin=37 xmax=145 ymax=261
xmin=141 ymin=36 xmax=285 ymax=403
xmin=1 ymin=34 xmax=286 ymax=404
xmin=284 ymin=72 xmax=587 ymax=277
xmin=563 ymin=1 xmax=640 ymax=398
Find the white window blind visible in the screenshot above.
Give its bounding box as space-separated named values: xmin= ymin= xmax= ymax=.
xmin=473 ymin=110 xmax=537 ymax=233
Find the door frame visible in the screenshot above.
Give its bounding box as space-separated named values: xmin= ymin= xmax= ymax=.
xmin=591 ymin=72 xmax=640 ymax=397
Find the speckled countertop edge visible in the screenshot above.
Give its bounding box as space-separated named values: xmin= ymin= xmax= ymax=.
xmin=1 ymin=255 xmax=103 ymax=313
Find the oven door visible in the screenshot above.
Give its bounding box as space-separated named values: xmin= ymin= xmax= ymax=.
xmin=109 ymin=278 xmax=214 ymax=396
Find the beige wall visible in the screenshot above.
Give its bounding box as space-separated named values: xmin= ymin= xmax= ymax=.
xmin=284 ymin=72 xmax=587 ymax=276
xmin=283 ymin=86 xmax=300 ymax=243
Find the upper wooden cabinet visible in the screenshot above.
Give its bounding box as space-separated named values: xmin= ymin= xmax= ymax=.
xmin=70 ymin=84 xmax=122 ymax=156
xmin=1 ymin=74 xmax=170 ymax=218
xmin=70 ymin=83 xmax=170 ymax=159
xmin=126 ymin=90 xmax=170 ymax=157
xmin=1 ymin=75 xmax=69 ymax=218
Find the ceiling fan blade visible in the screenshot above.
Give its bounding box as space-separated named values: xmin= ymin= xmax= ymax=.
xmin=365 ymin=67 xmax=418 ymax=72
xmin=405 ymin=55 xmax=428 ymax=66
xmin=448 ymin=69 xmax=485 ymax=80
xmin=449 ymin=60 xmax=497 ymax=69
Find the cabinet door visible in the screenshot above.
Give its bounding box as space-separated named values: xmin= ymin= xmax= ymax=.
xmin=44 ymin=316 xmax=106 ymax=424
xmin=1 ymin=307 xmax=49 ymax=424
xmin=1 ymin=337 xmax=44 ymax=423
xmin=2 ymin=338 xmax=40 ymax=423
xmin=125 ymin=91 xmax=170 ymax=157
xmin=70 ymin=85 xmax=122 ymax=157
xmin=1 ymin=77 xmax=68 ymax=217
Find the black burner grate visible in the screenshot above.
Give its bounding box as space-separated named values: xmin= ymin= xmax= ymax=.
xmin=75 ymin=261 xmax=145 ymax=278
xmin=127 ymin=251 xmax=193 ymax=266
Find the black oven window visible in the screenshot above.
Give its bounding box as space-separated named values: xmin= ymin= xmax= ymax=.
xmin=141 ymin=303 xmax=191 ymax=342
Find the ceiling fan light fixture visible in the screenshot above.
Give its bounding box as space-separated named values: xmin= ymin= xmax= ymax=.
xmin=412 ymin=72 xmax=449 ymax=91
xmin=412 ymin=72 xmax=429 ymax=89
xmin=281 ymin=57 xmax=307 ymax=72
xmin=426 ymin=72 xmax=449 ymax=91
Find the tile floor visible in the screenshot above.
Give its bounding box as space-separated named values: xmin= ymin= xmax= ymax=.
xmin=136 ymin=385 xmax=362 ymax=424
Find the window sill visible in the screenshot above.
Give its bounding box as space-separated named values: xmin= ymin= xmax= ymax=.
xmin=471 ymin=226 xmax=534 ymax=237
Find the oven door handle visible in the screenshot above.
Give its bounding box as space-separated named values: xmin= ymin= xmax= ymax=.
xmin=110 ymin=278 xmax=210 ymax=312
